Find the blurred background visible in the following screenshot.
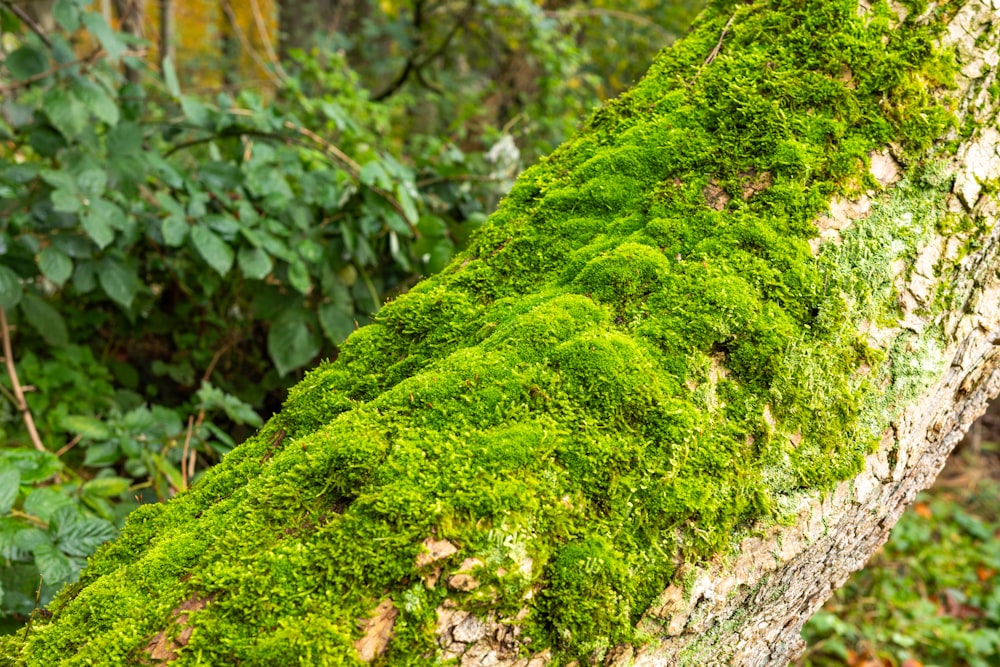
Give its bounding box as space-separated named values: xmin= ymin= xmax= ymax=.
xmin=0 ymin=2 xmax=997 ymax=665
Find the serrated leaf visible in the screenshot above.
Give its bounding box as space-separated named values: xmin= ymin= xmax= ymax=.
xmin=81 ymin=13 xmax=127 ymax=62
xmin=0 ymin=265 xmax=23 ymax=309
xmin=162 ymin=56 xmax=180 ymax=98
xmin=237 ymin=246 xmax=272 ymax=280
xmin=0 ymin=468 xmax=20 ymax=514
xmin=0 ymin=450 xmax=62 ymax=483
xmin=34 ymin=542 xmax=74 ymax=583
xmin=44 ymin=88 xmax=87 ymax=140
xmin=60 ymin=414 xmax=112 ymax=440
xmin=287 ymin=259 xmax=311 ymax=294
xmin=13 ymin=527 xmax=50 ymax=551
xmin=73 ymin=80 xmax=118 ymax=127
xmin=54 ymin=516 xmax=116 ymax=557
xmin=318 ymin=303 xmax=355 ymax=345
xmin=38 ymin=247 xmax=73 ymax=286
xmin=21 ymin=292 xmax=69 ymax=347
xmin=191 ymin=226 xmax=233 ymax=276
xmin=89 ymin=198 xmax=126 ymax=230
xmin=5 ymin=46 xmax=48 ymax=81
xmin=267 ymin=314 xmax=319 ymax=377
xmin=359 ymin=161 xmax=391 ymax=189
xmin=81 ymin=477 xmax=130 ymax=499
xmin=23 ymin=488 xmax=73 ymax=522
xmin=97 ymin=256 xmax=139 ymax=308
xmin=81 ymin=207 xmax=114 ymax=249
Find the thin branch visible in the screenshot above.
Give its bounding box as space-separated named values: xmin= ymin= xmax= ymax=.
xmin=0 ymin=308 xmax=45 ymax=452
xmin=703 ymin=15 xmax=736 ymax=67
xmin=21 ymin=574 xmax=43 ymax=645
xmin=248 ymin=0 xmax=288 ymax=80
xmin=201 ymin=337 xmax=237 ymax=385
xmin=373 ymin=0 xmax=426 ymax=102
xmin=221 ymin=0 xmax=283 ymax=89
xmin=55 ymin=434 xmax=83 ymax=458
xmin=180 ymin=415 xmax=194 ymax=491
xmin=0 ymin=0 xmax=52 ymax=48
xmin=0 ymin=48 xmax=105 ymax=94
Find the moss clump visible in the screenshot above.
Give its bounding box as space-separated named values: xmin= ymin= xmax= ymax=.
xmin=1 ymin=0 xmax=964 ymax=665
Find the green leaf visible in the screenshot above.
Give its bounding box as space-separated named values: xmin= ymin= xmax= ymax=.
xmin=44 ymin=88 xmax=87 ymax=140
xmin=287 ymin=259 xmax=311 ymax=294
xmin=97 ymin=256 xmax=139 ymax=309
xmin=73 ymin=80 xmax=119 ymax=127
xmin=359 ymin=161 xmax=391 ymax=189
xmin=54 ymin=515 xmax=116 ymax=557
xmin=162 ymin=56 xmax=181 ymax=98
xmin=38 ymin=247 xmax=73 ymax=286
xmin=81 ymin=477 xmax=130 ymax=498
xmin=60 ymin=414 xmax=112 ymax=440
xmin=318 ymin=303 xmax=355 ymax=345
xmin=89 ymin=198 xmax=126 ymax=230
xmin=0 ymin=450 xmax=62 ymax=483
xmin=23 ymin=488 xmax=73 ymax=522
xmin=267 ymin=314 xmax=319 ymax=376
xmin=0 ymin=265 xmax=23 ymax=309
xmin=51 ymin=189 xmax=81 ymax=213
xmin=180 ymin=96 xmax=211 ymax=127
xmin=237 ymin=246 xmax=272 ymax=280
xmin=396 ymin=184 xmax=419 ymax=224
xmin=83 ymin=441 xmax=120 ymax=467
xmin=81 ymin=13 xmax=127 ymax=61
xmin=53 ymin=0 xmax=82 ymax=31
xmin=81 ymin=207 xmax=114 ymax=249
xmin=21 ymin=292 xmax=69 ymax=347
xmin=5 ymin=46 xmax=48 ymax=82
xmin=33 ymin=542 xmax=74 ymax=584
xmin=191 ymin=226 xmax=234 ymax=276
xmin=76 ymin=169 xmax=108 ymax=198
xmin=0 ymin=468 xmax=20 ymax=514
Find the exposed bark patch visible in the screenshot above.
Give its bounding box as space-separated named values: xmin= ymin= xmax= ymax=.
xmin=703 ymin=182 xmax=731 ymax=211
xmin=144 ymin=594 xmax=215 ymax=664
xmin=740 ymin=170 xmax=773 ymax=199
xmin=354 ymin=598 xmax=399 ymax=662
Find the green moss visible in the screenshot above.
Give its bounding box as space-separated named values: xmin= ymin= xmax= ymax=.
xmin=1 ymin=0 xmax=968 ymax=665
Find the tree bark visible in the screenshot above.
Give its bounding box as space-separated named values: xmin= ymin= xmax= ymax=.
xmin=4 ymin=1 xmax=1000 ymax=666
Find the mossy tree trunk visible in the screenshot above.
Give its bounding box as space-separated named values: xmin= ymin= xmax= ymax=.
xmin=4 ymin=1 xmax=1000 ymax=666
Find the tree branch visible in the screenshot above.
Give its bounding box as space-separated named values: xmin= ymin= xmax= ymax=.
xmin=0 ymin=307 xmax=46 ymax=452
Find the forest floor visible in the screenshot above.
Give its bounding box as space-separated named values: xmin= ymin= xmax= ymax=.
xmin=796 ymin=402 xmax=1000 ymax=667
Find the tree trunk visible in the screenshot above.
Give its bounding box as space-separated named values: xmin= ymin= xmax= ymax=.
xmin=4 ymin=1 xmax=1000 ymax=666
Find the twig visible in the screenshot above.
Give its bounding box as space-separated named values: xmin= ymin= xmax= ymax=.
xmin=55 ymin=434 xmax=83 ymax=458
xmin=0 ymin=49 xmax=105 ymax=94
xmin=373 ymin=0 xmax=426 ymax=102
xmin=221 ymin=0 xmax=283 ymax=89
xmin=248 ymin=0 xmax=288 ymax=81
xmin=0 ymin=308 xmax=45 ymax=452
xmin=201 ymin=338 xmax=237 ymax=385
xmin=1 ymin=0 xmax=52 ymax=48
xmin=180 ymin=415 xmax=194 ymax=491
xmin=21 ymin=574 xmax=43 ymax=646
xmin=703 ymin=15 xmax=736 ymax=67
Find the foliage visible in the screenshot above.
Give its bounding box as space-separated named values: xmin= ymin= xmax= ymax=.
xmin=0 ymin=1 xmax=967 ymax=663
xmin=0 ymin=0 xmax=703 ymax=632
xmin=798 ymin=447 xmax=1000 ymax=667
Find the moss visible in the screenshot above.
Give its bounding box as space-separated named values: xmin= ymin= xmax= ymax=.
xmin=0 ymin=0 xmax=969 ymax=665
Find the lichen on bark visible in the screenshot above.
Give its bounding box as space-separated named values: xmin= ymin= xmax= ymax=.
xmin=1 ymin=1 xmax=988 ymax=666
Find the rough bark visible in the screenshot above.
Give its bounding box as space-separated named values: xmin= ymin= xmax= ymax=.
xmin=3 ymin=1 xmax=1000 ymax=666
